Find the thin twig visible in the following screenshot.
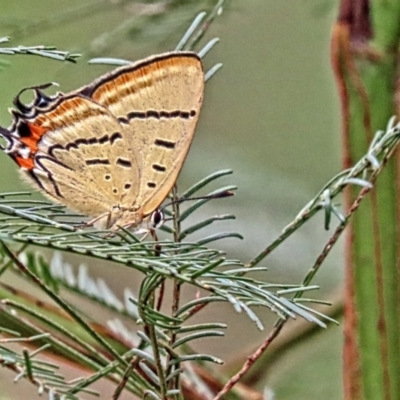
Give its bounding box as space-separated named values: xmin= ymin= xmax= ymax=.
xmin=186 ymin=0 xmax=225 ymax=51
xmin=213 ymin=133 xmax=396 ymax=399
xmin=148 ymin=310 xmax=168 ymax=399
xmin=247 ymin=120 xmax=400 ymax=268
xmin=0 ymin=242 xmax=28 ymax=276
xmin=167 ymin=185 xmax=184 ymax=393
xmin=112 ymin=356 xmax=140 ymax=400
xmin=0 ymin=38 xmax=79 ymax=62
xmin=0 ymin=241 xmax=129 ymax=368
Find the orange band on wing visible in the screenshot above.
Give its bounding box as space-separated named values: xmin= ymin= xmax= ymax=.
xmin=14 ymin=155 xmax=34 ymax=169
xmin=20 ymin=123 xmax=48 ymax=153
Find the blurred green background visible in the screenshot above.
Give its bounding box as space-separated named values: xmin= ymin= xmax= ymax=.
xmin=0 ymin=1 xmax=344 ymax=399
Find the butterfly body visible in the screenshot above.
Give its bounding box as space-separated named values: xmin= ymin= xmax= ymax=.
xmin=0 ymin=52 xmax=204 ymax=231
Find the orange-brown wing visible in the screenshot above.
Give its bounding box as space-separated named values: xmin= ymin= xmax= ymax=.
xmin=4 ymin=96 xmax=140 ymax=217
xmin=82 ymin=51 xmax=204 ymax=216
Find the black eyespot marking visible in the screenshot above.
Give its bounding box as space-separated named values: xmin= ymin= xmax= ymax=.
xmin=124 ymin=183 xmax=131 ymax=190
xmin=85 ymin=158 xmax=110 ymax=165
xmin=17 ymin=122 xmax=32 ymax=138
xmin=116 ymin=158 xmax=132 ymax=168
xmin=113 ymin=188 xmax=118 ymax=194
xmin=151 ymin=210 xmax=163 ymax=227
xmin=105 ymin=174 xmax=111 ymax=180
xmin=190 ymin=110 xmax=196 ymax=117
xmin=147 ymin=182 xmax=156 ymax=188
xmin=154 ymin=139 xmax=176 ymax=149
xmin=152 ymin=163 xmax=166 ymax=172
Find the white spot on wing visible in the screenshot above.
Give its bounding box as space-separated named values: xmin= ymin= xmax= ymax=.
xmin=18 ymin=146 xmax=31 ymax=159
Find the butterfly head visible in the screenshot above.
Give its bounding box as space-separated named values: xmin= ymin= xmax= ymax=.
xmin=130 ymin=209 xmax=165 ymax=234
xmin=149 ymin=209 xmax=164 ymax=229
xmin=92 ymin=189 xmax=234 ymax=235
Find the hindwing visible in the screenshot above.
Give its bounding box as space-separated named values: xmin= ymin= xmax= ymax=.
xmin=0 ymin=51 xmax=204 ymax=228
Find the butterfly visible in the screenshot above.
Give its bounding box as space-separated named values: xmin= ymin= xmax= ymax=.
xmin=0 ymin=52 xmax=204 ymax=232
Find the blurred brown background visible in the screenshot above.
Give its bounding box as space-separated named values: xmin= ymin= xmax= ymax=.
xmin=0 ymin=1 xmax=343 ymax=399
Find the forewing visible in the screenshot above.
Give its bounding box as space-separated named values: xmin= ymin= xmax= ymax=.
xmin=84 ymin=52 xmax=204 ymax=216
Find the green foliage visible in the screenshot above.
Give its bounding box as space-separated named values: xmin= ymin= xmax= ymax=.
xmin=1 ymin=2 xmax=399 ymax=399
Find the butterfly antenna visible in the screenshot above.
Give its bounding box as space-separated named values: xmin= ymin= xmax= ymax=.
xmin=162 ymin=190 xmax=234 ymax=209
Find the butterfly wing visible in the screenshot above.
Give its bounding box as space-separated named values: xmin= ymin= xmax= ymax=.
xmin=3 ymin=96 xmax=141 ymax=217
xmin=83 ymin=51 xmax=204 ymax=217
xmin=1 ymin=51 xmax=203 ymax=228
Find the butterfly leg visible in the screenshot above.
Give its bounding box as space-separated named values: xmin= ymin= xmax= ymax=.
xmin=149 ymin=229 xmax=162 ymax=258
xmin=138 ymin=229 xmax=158 ymax=242
xmin=77 ymin=212 xmax=110 ymax=229
xmin=137 ymin=229 xmax=161 ymax=257
xmin=139 ymin=231 xmax=151 ymax=242
xmin=150 ymin=229 xmax=158 ymax=241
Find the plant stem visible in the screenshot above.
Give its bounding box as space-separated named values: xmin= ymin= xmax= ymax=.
xmin=214 ymin=142 xmax=395 ymax=398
